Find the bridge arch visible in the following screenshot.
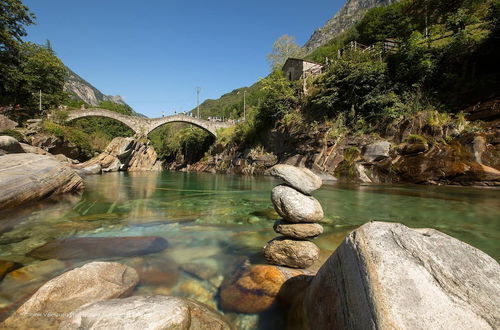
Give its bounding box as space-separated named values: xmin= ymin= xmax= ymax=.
xmin=66 ymin=109 xmax=145 ymax=135
xmin=64 ymin=109 xmax=233 ymax=137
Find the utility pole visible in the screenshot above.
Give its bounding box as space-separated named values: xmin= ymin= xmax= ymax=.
xmin=196 ymin=87 xmax=201 ymax=119
xmin=39 ymin=90 xmax=42 ymax=112
xmin=243 ymin=90 xmax=246 ymax=121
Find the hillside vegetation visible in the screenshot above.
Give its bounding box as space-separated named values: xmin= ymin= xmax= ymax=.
xmin=163 ymin=0 xmax=498 ymax=168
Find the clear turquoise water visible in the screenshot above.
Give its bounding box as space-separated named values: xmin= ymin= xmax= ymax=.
xmin=0 ymin=171 xmax=498 ymax=327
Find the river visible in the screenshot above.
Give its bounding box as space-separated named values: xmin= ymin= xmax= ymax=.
xmin=0 ymin=171 xmax=498 ymax=327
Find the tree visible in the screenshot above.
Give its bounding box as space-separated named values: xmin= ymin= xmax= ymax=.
xmin=0 ymin=42 xmax=67 ymax=110
xmin=266 ymin=35 xmax=304 ymax=70
xmin=0 ymin=0 xmax=35 ymax=51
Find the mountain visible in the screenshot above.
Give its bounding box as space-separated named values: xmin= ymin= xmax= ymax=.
xmin=304 ymin=0 xmax=400 ymax=51
xmin=64 ymin=67 xmax=128 ymax=107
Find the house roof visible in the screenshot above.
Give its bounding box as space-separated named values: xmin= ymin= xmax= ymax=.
xmin=282 ymin=58 xmax=323 ymax=68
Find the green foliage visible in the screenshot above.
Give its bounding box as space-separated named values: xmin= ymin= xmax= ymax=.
xmin=149 ymin=123 xmax=214 ymax=163
xmin=0 ymin=128 xmax=23 ymax=141
xmin=309 ymin=51 xmax=396 ymax=123
xmin=0 ymin=42 xmax=67 ymax=111
xmin=257 ymin=70 xmax=298 ymax=123
xmin=356 ymin=2 xmax=415 ymax=44
xmin=51 ymin=109 xmax=68 ymax=124
xmin=0 ymin=0 xmax=35 ymax=51
xmin=42 ymin=120 xmax=94 ymax=158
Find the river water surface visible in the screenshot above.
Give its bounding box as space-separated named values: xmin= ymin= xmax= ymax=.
xmin=0 ymin=171 xmax=498 ymax=328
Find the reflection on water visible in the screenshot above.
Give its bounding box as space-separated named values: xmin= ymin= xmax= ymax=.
xmin=0 ymin=171 xmax=498 ymax=327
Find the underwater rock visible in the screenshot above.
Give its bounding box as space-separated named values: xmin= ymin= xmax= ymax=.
xmin=273 ymin=220 xmax=323 ymax=239
xmin=0 ymin=259 xmax=67 ymax=302
xmin=303 ymin=221 xmax=500 ymax=330
xmin=269 ymin=164 xmax=322 ymax=195
xmin=59 ymin=295 xmax=232 ymax=330
xmin=264 ymin=237 xmax=320 ymax=268
xmin=3 ymin=262 xmax=139 ymax=329
xmin=0 ymin=260 xmax=22 ymax=281
xmin=27 ymin=236 xmax=168 ymax=260
xmin=271 ymin=185 xmax=324 ymax=223
xmin=180 ymin=258 xmax=219 ymax=281
xmin=219 ymin=262 xmax=312 ymax=314
xmin=129 ymin=256 xmax=179 ymax=287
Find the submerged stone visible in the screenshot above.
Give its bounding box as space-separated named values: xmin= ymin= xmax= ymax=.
xmin=27 ymin=236 xmax=168 ymax=260
xmin=129 ymin=256 xmax=179 ymax=287
xmin=220 ymin=262 xmax=311 ymax=314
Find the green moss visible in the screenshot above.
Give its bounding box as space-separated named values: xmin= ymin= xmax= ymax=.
xmin=405 ymin=134 xmax=428 ymax=145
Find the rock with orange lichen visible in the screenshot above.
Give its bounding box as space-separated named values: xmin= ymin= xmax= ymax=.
xmin=219 ymin=261 xmax=314 ymax=314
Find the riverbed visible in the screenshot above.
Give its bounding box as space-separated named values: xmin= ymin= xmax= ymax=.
xmin=0 ymin=171 xmax=498 ymax=327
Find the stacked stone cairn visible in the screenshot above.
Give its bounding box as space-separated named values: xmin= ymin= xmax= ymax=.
xmin=264 ymin=165 xmax=324 ymax=268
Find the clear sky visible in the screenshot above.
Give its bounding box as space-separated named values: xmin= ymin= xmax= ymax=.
xmin=23 ymin=0 xmax=343 ymax=118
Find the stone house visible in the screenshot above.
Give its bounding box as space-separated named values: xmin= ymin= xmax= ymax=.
xmin=282 ymin=58 xmax=324 ymax=81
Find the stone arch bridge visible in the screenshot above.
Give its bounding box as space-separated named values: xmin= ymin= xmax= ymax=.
xmin=65 ymin=108 xmax=233 ymax=137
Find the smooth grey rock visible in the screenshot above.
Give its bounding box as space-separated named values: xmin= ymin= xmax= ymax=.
xmin=60 ymin=295 xmax=233 ymax=330
xmin=362 ymin=140 xmax=390 ymax=162
xmin=271 ymin=185 xmax=324 ymax=223
xmin=0 ymin=153 xmax=84 ymax=210
xmin=3 ymin=262 xmax=139 ymax=328
xmin=264 ymin=237 xmax=320 ymax=268
xmin=273 ymin=220 xmax=323 ymax=239
xmin=0 ymin=135 xmax=24 ymax=154
xmin=303 ymin=221 xmax=500 ymax=330
xmin=270 ymin=164 xmax=322 ymax=194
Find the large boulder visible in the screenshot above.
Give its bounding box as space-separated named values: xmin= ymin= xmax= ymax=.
xmin=271 ymin=185 xmax=324 ymax=223
xmin=264 ymin=237 xmax=320 ymax=268
xmin=303 ymin=221 xmax=500 ymax=330
xmin=0 ymin=154 xmax=84 ymax=210
xmin=0 ymin=135 xmax=24 ymax=153
xmin=60 ymin=295 xmax=232 ymax=330
xmin=273 ymin=220 xmax=323 ymax=239
xmin=28 ymin=236 xmax=169 ymax=260
xmin=269 ymin=164 xmax=322 ymax=194
xmin=2 ymin=262 xmax=139 ymax=329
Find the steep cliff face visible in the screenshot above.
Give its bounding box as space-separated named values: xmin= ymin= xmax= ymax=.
xmin=304 ymin=0 xmax=400 ymax=51
xmin=64 ymin=67 xmax=127 ymax=107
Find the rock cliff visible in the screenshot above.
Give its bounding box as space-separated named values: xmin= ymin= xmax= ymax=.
xmin=64 ymin=67 xmax=128 ymax=107
xmin=304 ymin=0 xmax=401 ymax=51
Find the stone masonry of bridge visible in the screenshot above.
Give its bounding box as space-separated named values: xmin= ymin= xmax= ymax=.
xmin=65 ymin=108 xmax=233 ymax=137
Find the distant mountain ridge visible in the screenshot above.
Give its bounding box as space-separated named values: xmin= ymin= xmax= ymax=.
xmin=304 ymin=0 xmax=400 ymax=51
xmin=64 ymin=67 xmax=127 ymax=107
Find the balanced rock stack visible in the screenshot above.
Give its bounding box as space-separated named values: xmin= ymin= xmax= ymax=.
xmin=264 ymin=165 xmax=324 ymax=269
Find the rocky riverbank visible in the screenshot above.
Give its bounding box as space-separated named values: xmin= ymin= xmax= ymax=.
xmin=168 ymin=116 xmax=500 ymax=187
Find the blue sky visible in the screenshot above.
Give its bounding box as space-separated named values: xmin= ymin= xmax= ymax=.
xmin=24 ymin=0 xmax=342 ymax=117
